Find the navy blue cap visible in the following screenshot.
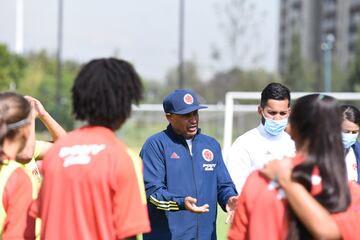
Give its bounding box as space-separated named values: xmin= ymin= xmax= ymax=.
xmin=163 ymin=89 xmax=207 ymax=114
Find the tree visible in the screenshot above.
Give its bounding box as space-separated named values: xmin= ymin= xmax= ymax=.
xmin=17 ymin=50 xmax=80 ymax=130
xmin=202 ymin=67 xmax=281 ymax=103
xmin=282 ymin=34 xmax=318 ymax=91
xmin=283 ymin=34 xmax=304 ymax=91
xmin=142 ymin=79 xmax=164 ymax=104
xmin=332 ymin=60 xmax=349 ymax=91
xmin=165 ymin=61 xmax=202 ymax=92
xmin=348 ymin=26 xmax=360 ymax=92
xmin=0 ymin=44 xmax=26 ymax=91
xmin=215 ymin=0 xmax=265 ymax=69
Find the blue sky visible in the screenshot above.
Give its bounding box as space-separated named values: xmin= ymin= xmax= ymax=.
xmin=0 ymin=0 xmax=279 ymax=81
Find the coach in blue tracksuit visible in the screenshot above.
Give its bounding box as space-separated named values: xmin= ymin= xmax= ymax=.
xmin=140 ymin=89 xmax=238 ymax=240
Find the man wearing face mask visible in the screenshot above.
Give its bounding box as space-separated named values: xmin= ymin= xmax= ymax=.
xmin=226 ymin=82 xmax=296 ymax=193
xmin=341 ymin=104 xmax=360 ymax=183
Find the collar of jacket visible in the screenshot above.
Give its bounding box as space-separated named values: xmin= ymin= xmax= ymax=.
xmin=165 ymin=124 xmax=201 ymax=143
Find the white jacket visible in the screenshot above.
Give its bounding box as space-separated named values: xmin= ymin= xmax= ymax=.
xmin=226 ymin=123 xmax=295 ymax=193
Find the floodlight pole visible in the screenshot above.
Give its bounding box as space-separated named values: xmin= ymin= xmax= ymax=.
xmin=56 ymin=0 xmax=63 ymax=117
xmin=321 ymin=34 xmax=335 ymax=92
xmin=178 ymin=0 xmax=185 ymax=88
xmin=15 ymin=0 xmax=24 ymax=54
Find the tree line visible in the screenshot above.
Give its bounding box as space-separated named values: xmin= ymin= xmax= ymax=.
xmin=1 ymin=30 xmax=360 ymax=130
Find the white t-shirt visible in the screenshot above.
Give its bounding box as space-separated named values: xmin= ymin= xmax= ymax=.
xmin=186 ymin=139 xmax=193 ymax=156
xmin=226 ymin=123 xmax=296 ymax=193
xmin=345 ymin=148 xmax=358 ymax=182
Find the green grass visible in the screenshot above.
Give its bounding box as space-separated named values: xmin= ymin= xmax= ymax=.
xmin=217 ymin=206 xmax=230 ymax=239
xmin=137 ymin=207 xmax=229 ymax=239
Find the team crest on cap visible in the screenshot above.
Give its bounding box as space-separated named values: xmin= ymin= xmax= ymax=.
xmin=183 ymin=94 xmax=194 ymax=105
xmin=202 ymin=149 xmax=214 ymax=162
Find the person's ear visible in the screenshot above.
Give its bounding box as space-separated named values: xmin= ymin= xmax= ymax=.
xmin=257 ymin=106 xmax=263 ymax=117
xmin=165 ymin=113 xmax=172 ymax=122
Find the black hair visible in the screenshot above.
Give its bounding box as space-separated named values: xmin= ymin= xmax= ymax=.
xmin=260 ymin=82 xmax=291 ymax=108
xmin=287 ymin=94 xmax=350 ymax=239
xmin=0 ymin=92 xmax=31 ymax=157
xmin=341 ymin=104 xmax=360 ymax=126
xmin=72 ymin=58 xmax=143 ymax=130
xmin=0 ymin=117 xmax=6 ymax=146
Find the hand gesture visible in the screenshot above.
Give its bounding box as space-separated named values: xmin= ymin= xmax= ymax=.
xmin=24 ymin=96 xmax=46 ymax=118
xmin=260 ymin=157 xmax=293 ymax=182
xmin=225 ymin=195 xmax=238 ymax=224
xmin=184 ymin=196 xmax=209 ymax=213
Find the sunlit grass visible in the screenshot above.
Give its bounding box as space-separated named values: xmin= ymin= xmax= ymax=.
xmin=217 ymin=206 xmax=230 ymax=239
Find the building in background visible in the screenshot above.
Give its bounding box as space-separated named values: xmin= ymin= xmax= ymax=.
xmin=279 ymin=0 xmax=360 ymax=76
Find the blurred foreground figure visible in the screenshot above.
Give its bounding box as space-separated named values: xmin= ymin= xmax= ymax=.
xmin=36 ymin=58 xmax=150 ymax=240
xmin=229 ymin=94 xmax=360 ymax=240
xmin=20 ymin=95 xmax=66 ymax=182
xmin=0 ymin=92 xmax=38 ymax=239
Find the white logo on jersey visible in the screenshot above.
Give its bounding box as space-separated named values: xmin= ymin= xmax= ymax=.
xmin=203 ymin=163 xmax=216 ymax=171
xmin=60 ymin=144 xmax=106 ymax=167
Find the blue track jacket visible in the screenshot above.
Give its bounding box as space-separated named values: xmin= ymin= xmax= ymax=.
xmin=140 ymin=125 xmax=237 ymax=240
xmin=351 ymin=141 xmax=360 ymax=183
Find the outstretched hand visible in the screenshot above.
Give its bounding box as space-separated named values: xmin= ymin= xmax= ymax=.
xmin=225 ymin=196 xmax=238 ymax=224
xmin=184 ymin=196 xmax=209 ymax=213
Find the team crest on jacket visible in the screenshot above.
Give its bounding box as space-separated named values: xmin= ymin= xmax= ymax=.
xmin=183 ymin=94 xmax=194 ymax=105
xmin=202 ymin=149 xmax=214 ymax=162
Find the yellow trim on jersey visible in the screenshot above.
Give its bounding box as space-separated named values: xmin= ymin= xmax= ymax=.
xmin=126 ymin=148 xmax=147 ymax=205
xmin=33 ymin=140 xmax=43 ymax=160
xmin=156 ymin=206 xmax=180 ymax=211
xmin=149 ymin=195 xmax=180 ymax=211
xmin=149 ymin=195 xmax=177 ymax=205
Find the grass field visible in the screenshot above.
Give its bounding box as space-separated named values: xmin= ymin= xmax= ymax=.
xmin=217 ymin=206 xmax=230 ymax=239
xmin=138 ymin=207 xmax=229 ymax=239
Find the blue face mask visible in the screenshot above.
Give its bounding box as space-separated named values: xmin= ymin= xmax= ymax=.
xmin=342 ymin=132 xmax=358 ymax=149
xmin=263 ymin=116 xmax=288 ymax=136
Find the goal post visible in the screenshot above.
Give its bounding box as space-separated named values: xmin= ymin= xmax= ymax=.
xmin=223 ymin=91 xmax=360 ymax=161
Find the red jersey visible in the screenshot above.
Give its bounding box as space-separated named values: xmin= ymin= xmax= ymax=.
xmin=2 ymin=168 xmax=36 ymax=239
xmin=332 ymin=182 xmax=360 ymax=240
xmin=228 ymin=155 xmax=360 ymax=240
xmin=37 ymin=126 xmax=150 ymax=239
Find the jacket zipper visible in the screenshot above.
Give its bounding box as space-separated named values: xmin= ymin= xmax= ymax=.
xmin=188 ymin=140 xmax=199 ymax=239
